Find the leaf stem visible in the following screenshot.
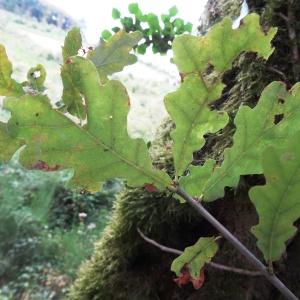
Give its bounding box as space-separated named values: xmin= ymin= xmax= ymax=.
xmin=175 ymin=186 xmax=299 ymax=300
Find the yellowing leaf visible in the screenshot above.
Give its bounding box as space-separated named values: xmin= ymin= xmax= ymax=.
xmin=4 ymin=57 xmax=171 ymax=191
xmin=250 ymin=136 xmax=300 ymax=263
xmin=0 ymin=45 xmax=24 ymax=96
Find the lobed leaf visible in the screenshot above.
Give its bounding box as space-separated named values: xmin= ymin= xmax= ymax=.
xmin=181 ymin=81 xmax=300 ymax=201
xmin=165 ymin=75 xmax=228 ymax=176
xmin=250 ymin=135 xmax=300 ymax=263
xmin=62 ymin=27 xmax=82 ymax=61
xmin=171 ymin=237 xmax=218 ymax=278
xmin=172 ymin=14 xmax=277 ymax=74
xmin=61 ymin=28 xmax=85 ymax=118
xmin=167 ymin=13 xmax=276 ymax=177
xmin=88 ymin=31 xmax=142 ymax=80
xmin=60 ymin=63 xmax=86 ymax=120
xmin=0 ymin=45 xmax=24 ymax=96
xmin=0 ymin=122 xmax=23 ymax=163
xmin=4 ymin=57 xmax=171 ymax=191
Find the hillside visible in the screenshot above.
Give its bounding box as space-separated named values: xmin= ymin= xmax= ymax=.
xmin=0 ymin=8 xmax=177 ymax=141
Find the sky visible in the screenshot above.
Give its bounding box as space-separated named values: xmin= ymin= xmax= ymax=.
xmin=44 ymin=0 xmax=208 ymax=44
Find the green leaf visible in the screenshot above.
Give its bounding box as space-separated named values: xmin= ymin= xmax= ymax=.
xmin=172 ymin=14 xmax=277 ymax=74
xmin=60 ymin=63 xmax=86 ymax=120
xmin=184 ymin=22 xmax=193 ymax=33
xmin=62 ymin=27 xmax=82 ymax=61
xmin=101 ymin=30 xmax=112 ymax=41
xmin=165 ymin=75 xmax=228 ymax=176
xmin=0 ymin=122 xmax=23 ymax=163
xmin=121 ymin=17 xmax=134 ymax=29
xmin=112 ymin=8 xmax=121 ymax=19
xmin=181 ymin=81 xmax=300 ymax=201
xmin=128 ymin=3 xmax=140 ymax=15
xmin=167 ymin=13 xmax=276 ymax=178
xmin=0 ymin=45 xmax=24 ymax=96
xmin=4 ymin=57 xmax=171 ymax=191
xmin=88 ymin=31 xmax=142 ymax=80
xmin=137 ymin=44 xmax=147 ymax=55
xmin=250 ymin=136 xmax=300 ymax=263
xmin=147 ymin=13 xmax=160 ymax=32
xmin=171 ymin=237 xmax=218 ymax=278
xmin=169 ymin=6 xmax=178 ymax=17
xmin=173 ymin=18 xmax=184 ymax=33
xmin=27 ymin=64 xmax=46 ymax=92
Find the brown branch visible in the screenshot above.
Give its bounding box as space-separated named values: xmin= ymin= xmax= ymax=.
xmin=137 ymin=228 xmax=262 ymax=277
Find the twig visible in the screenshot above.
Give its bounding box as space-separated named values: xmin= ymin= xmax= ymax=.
xmin=137 ymin=228 xmax=262 ymax=276
xmin=137 ymin=228 xmax=182 ymax=256
xmin=175 ymin=186 xmax=299 ymax=300
xmin=267 ymin=66 xmax=288 ymax=83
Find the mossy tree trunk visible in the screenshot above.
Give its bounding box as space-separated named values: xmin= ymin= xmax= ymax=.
xmin=70 ymin=1 xmax=300 ymax=299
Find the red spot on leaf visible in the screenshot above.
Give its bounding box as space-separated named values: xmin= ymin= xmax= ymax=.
xmin=191 ymin=268 xmax=205 ymax=289
xmin=174 ymin=267 xmax=205 ymax=290
xmin=174 ymin=269 xmax=191 ymax=286
xmin=144 ymin=183 xmax=159 ymax=193
xmin=127 ymin=99 xmax=131 ymax=107
xmin=32 ymin=160 xmax=60 ymax=171
xmin=65 ymin=58 xmax=73 ymax=64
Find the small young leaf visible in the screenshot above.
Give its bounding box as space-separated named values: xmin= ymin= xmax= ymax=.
xmin=250 ymin=135 xmax=300 ymax=263
xmin=137 ymin=44 xmax=147 ymax=54
xmin=147 ymin=13 xmax=160 ymax=32
xmin=184 ymin=22 xmax=193 ymax=33
xmin=169 ymin=6 xmax=178 ymax=17
xmin=101 ymin=30 xmax=112 ymax=41
xmin=62 ymin=27 xmax=82 ymax=61
xmin=0 ymin=45 xmax=24 ymax=96
xmin=128 ymin=3 xmax=140 ymax=15
xmin=27 ymin=64 xmax=46 ymax=92
xmin=112 ymin=8 xmax=121 ymax=19
xmin=88 ymin=31 xmax=142 ymax=80
xmin=171 ymin=237 xmax=218 ymax=279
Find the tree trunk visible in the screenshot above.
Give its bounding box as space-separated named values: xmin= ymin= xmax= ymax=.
xmin=70 ymin=1 xmax=300 ymax=299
